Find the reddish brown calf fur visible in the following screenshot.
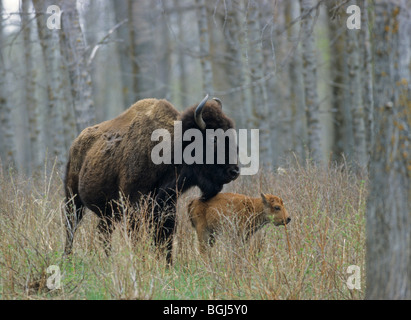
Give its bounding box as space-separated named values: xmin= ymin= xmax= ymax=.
xmin=188 ymin=192 xmax=290 ymax=254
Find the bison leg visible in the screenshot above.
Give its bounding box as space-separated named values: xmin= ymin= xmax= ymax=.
xmin=97 ymin=217 xmax=115 ymax=256
xmin=64 ymin=195 xmax=85 ymax=256
xmin=153 ymin=212 xmax=175 ymax=265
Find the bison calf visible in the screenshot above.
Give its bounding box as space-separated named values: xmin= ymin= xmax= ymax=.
xmin=188 ymin=192 xmax=290 ymax=254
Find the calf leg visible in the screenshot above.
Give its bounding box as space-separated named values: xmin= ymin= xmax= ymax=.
xmin=197 ymin=227 xmax=214 ymax=255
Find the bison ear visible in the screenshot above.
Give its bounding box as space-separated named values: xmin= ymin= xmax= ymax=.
xmin=261 ymin=193 xmax=269 ymax=206
xmin=212 ymin=97 xmax=222 ymax=109
xmin=194 ymin=94 xmax=209 ymax=130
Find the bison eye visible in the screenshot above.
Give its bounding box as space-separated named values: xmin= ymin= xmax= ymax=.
xmin=274 ymin=206 xmax=281 ymax=211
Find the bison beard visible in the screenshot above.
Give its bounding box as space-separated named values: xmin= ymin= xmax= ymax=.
xmin=63 ymin=95 xmax=239 ymax=264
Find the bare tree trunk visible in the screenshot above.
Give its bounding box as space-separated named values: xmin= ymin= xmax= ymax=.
xmin=33 ymin=0 xmax=66 ymax=170
xmin=327 ymin=1 xmax=353 ymax=162
xmin=60 ymin=0 xmax=95 ymax=134
xmin=265 ymin=1 xmax=281 ymax=167
xmin=113 ymin=0 xmax=143 ymax=107
xmin=58 ymin=22 xmax=77 ymax=152
xmin=172 ymin=0 xmax=189 ymax=108
xmin=21 ymin=0 xmax=40 ymax=173
xmin=219 ymin=0 xmax=248 ymax=129
xmin=366 ymin=0 xmax=411 ymax=300
xmin=195 ymin=0 xmax=213 ymax=96
xmin=0 ymin=0 xmax=16 ymax=168
xmin=131 ymin=0 xmax=161 ymax=99
xmin=286 ymin=0 xmax=306 ymax=161
xmin=154 ymin=1 xmax=171 ymax=99
xmin=345 ymin=1 xmax=367 ymax=171
xmin=362 ymin=0 xmax=374 ymax=159
xmin=300 ymin=0 xmax=323 ymax=164
xmin=246 ymin=0 xmax=272 ymax=168
xmin=115 ymin=0 xmax=154 ymax=104
xmin=235 ymin=0 xmax=254 ymax=126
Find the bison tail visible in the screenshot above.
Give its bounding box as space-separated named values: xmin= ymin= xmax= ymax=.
xmin=187 ymin=199 xmax=197 ymax=228
xmin=64 ymin=159 xmax=72 ymax=197
xmin=64 ymin=159 xmax=70 ymax=184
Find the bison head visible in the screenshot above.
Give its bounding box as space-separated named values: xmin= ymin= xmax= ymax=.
xmin=180 ymin=95 xmax=240 ymax=200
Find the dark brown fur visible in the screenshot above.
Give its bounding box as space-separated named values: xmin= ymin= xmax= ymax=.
xmin=64 ymin=97 xmax=239 ymax=263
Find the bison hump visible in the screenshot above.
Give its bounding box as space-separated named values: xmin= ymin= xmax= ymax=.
xmin=68 ymin=98 xmax=181 ymax=203
xmin=127 ymin=98 xmax=179 ymax=129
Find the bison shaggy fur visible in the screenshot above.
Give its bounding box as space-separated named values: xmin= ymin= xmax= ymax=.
xmin=64 ymin=96 xmax=239 ymax=263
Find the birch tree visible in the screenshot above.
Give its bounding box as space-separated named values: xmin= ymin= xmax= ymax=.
xmin=60 ymin=0 xmax=95 ymax=134
xmin=265 ymin=1 xmax=282 ymax=167
xmin=327 ymin=1 xmax=348 ymax=161
xmin=366 ymin=0 xmax=411 ymax=300
xmin=115 ymin=1 xmax=170 ymax=101
xmin=362 ymin=0 xmax=374 ymax=158
xmin=154 ymin=1 xmax=171 ymax=99
xmin=172 ymin=0 xmax=189 ymax=108
xmin=0 ymin=0 xmax=16 ymax=168
xmin=33 ymin=0 xmax=66 ymax=169
xmin=286 ymin=0 xmax=306 ymax=161
xmin=113 ymin=0 xmax=138 ymax=108
xmin=130 ymin=0 xmax=157 ymax=99
xmin=21 ymin=0 xmax=40 ymax=172
xmin=220 ymin=0 xmax=250 ymax=129
xmin=345 ymin=1 xmax=367 ymax=171
xmin=195 ymin=0 xmax=213 ymax=96
xmin=300 ymin=0 xmax=323 ymax=164
xmin=246 ymin=0 xmax=272 ymax=168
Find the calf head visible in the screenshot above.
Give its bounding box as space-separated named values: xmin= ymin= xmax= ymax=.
xmin=261 ymin=193 xmax=291 ymax=226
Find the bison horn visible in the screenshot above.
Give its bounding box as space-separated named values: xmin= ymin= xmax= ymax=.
xmin=194 ymin=94 xmax=209 ymax=130
xmin=213 ymin=97 xmax=222 ymax=109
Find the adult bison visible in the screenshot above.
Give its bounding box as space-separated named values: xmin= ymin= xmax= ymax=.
xmin=64 ymin=95 xmax=239 ymax=263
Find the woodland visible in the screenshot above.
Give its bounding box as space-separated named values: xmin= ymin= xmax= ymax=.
xmin=0 ymin=0 xmax=410 ymax=300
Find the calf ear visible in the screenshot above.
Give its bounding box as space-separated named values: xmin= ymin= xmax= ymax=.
xmin=261 ymin=193 xmax=269 ymax=206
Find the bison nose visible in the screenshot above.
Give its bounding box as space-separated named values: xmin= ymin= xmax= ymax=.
xmin=228 ymin=167 xmax=240 ymax=179
xmin=286 ymin=217 xmax=291 ymax=224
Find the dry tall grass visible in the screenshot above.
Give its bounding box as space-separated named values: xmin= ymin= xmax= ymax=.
xmin=0 ymin=160 xmax=366 ymax=299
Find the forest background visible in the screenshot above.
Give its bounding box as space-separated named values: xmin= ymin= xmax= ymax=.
xmin=0 ymin=0 xmax=410 ymax=300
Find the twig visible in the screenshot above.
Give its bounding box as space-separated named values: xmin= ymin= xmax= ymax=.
xmin=284 ymin=221 xmax=292 ymax=260
xmin=87 ymin=19 xmax=128 ymax=66
xmin=329 ymin=0 xmax=350 ymax=21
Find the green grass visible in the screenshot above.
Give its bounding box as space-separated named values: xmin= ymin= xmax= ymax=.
xmin=0 ymin=160 xmax=366 ymax=299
